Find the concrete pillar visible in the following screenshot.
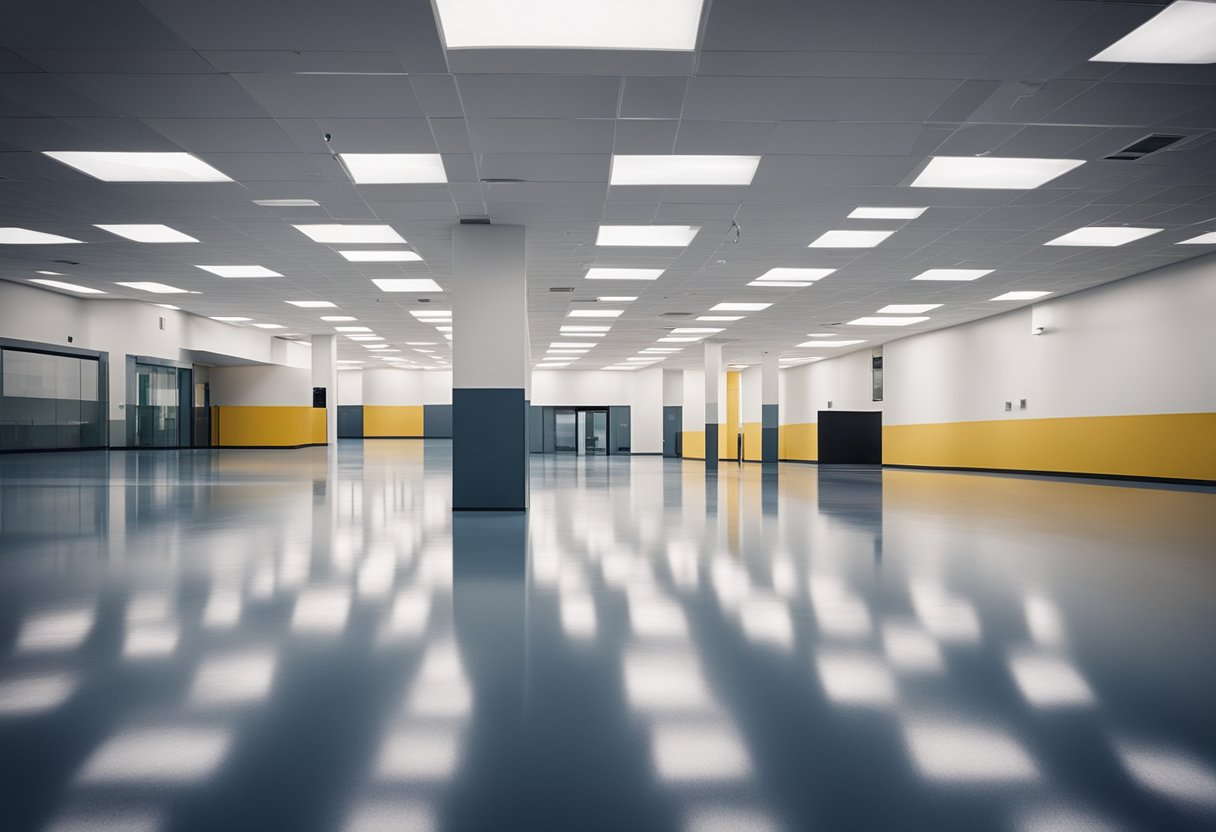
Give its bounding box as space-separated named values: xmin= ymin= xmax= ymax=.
xmin=762 ymin=351 xmax=779 ymax=463
xmin=704 ymin=341 xmax=722 ymax=472
xmin=662 ymin=368 xmax=683 ymax=458
xmin=311 ymin=334 xmax=337 ymax=446
xmin=451 ymin=223 xmax=529 ymax=510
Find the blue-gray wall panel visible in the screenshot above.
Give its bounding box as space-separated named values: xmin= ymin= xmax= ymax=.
xmin=705 ymin=422 xmax=719 ymax=470
xmin=762 ymin=404 xmax=779 ymax=463
xmin=424 ymin=404 xmax=453 ymax=438
xmin=337 ymin=405 xmax=363 ymax=438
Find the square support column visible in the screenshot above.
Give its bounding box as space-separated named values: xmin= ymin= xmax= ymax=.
xmin=762 ymin=351 xmax=779 ymax=464
xmin=451 ymin=224 xmax=530 ymax=511
xmin=311 ymin=334 xmax=337 ymax=446
xmin=704 ymin=340 xmax=722 ymax=472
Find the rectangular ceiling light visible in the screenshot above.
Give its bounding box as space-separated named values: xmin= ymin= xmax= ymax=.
xmin=410 ymin=310 xmax=451 ymax=318
xmin=848 ymin=207 xmax=927 ymax=219
xmin=95 ymin=224 xmax=198 ymax=243
xmin=609 ymin=155 xmax=760 ymax=186
xmin=912 ymin=269 xmax=993 ymax=281
xmin=847 ymin=316 xmax=929 ymax=326
xmin=0 ymin=227 xmax=83 ymax=244
xmin=568 ymin=309 xmax=623 ymax=318
xmin=406 ymin=341 xmax=437 ymax=346
xmin=254 ymin=198 xmax=320 ymax=207
xmin=877 ymin=304 xmax=941 ymax=314
xmin=320 ymin=315 xmax=357 ymax=322
xmin=285 ymin=300 xmax=336 ymax=308
xmin=747 ymin=281 xmax=813 ymax=288
xmin=657 ymin=336 xmax=700 ymax=342
xmin=641 ymin=348 xmax=682 ymax=353
xmin=796 ymin=340 xmax=867 ymax=348
xmin=991 ymin=291 xmax=1052 ymax=301
xmin=210 ymin=316 xmax=252 ymax=322
xmin=338 ymin=250 xmax=423 ymax=262
xmin=252 ymin=323 xmax=284 ymax=329
xmin=434 ymin=0 xmax=706 ymax=50
xmin=338 ymin=153 xmax=447 ymax=184
xmin=597 ymin=296 xmax=637 ymax=302
xmin=584 ymin=267 xmax=665 ymax=281
xmin=670 ymin=327 xmax=723 ymax=334
xmin=43 ymin=151 xmax=233 ymax=182
xmin=1044 ymin=226 xmax=1162 ymax=246
xmin=116 ymin=281 xmax=187 ymax=294
xmin=293 ymin=224 xmax=406 ymax=244
xmin=1091 ymin=1 xmax=1216 ymax=64
xmin=196 ymin=265 xmax=281 ymax=278
xmin=808 ymin=230 xmax=895 ymax=248
xmin=756 ymin=267 xmax=836 ymax=282
xmin=561 ymin=326 xmax=609 ymax=334
xmin=1178 ymin=231 xmax=1216 ymax=244
xmin=550 ymin=342 xmax=597 ymax=348
xmin=697 ymin=315 xmax=743 ymax=321
xmin=334 ymin=326 xmax=372 ymax=332
xmin=911 ymin=156 xmax=1084 ymax=189
xmin=29 ymin=278 xmax=105 ymax=294
xmin=711 ymin=302 xmax=771 ymax=312
xmin=595 ymin=225 xmax=701 ymax=246
xmin=371 ymin=278 xmax=443 ymax=292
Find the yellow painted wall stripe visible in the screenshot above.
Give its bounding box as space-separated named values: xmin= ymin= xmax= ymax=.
xmin=683 ymin=430 xmax=706 ymax=460
xmin=779 ymin=422 xmax=818 ymax=461
xmin=884 ymin=413 xmax=1216 ymax=481
xmin=742 ymin=422 xmax=762 ymax=462
xmin=363 ymin=405 xmax=424 ymax=437
xmin=213 ymin=406 xmax=326 ymax=447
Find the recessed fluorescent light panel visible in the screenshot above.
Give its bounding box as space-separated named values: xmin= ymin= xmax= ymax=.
xmin=196 ymin=265 xmax=281 ymax=278
xmin=597 ymin=296 xmax=637 ymax=302
xmin=877 ymin=304 xmax=941 ymax=314
xmin=338 ymin=250 xmax=423 ymax=262
xmin=434 ymin=0 xmax=706 ymax=50
xmin=254 ymin=199 xmax=320 ymax=207
xmin=210 ymin=316 xmax=252 ymax=323
xmin=371 ymin=278 xmax=443 ymax=292
xmin=116 ymin=282 xmax=188 ymax=294
xmin=338 ymin=153 xmax=447 ymax=184
xmin=756 ymin=268 xmax=836 ymax=282
xmin=747 ymin=281 xmax=814 ymax=288
xmin=550 ymin=342 xmax=597 ymax=348
xmin=911 ymin=156 xmax=1084 ymax=189
xmin=670 ymin=328 xmax=723 ymax=334
xmin=641 ymin=348 xmax=682 ymax=353
xmin=43 ymin=151 xmax=233 ymax=182
xmin=320 ymin=316 xmax=357 ymax=322
xmin=610 ymin=155 xmax=760 ymax=186
xmin=252 ymin=323 xmax=284 ymax=329
xmin=1044 ymin=227 xmax=1162 ymax=246
xmin=334 ymin=327 xmax=372 ymax=332
xmin=912 ymin=269 xmax=993 ymax=282
xmin=991 ymin=291 xmax=1052 ymax=301
xmin=711 ymin=302 xmax=771 ymax=312
xmin=0 ymin=227 xmax=82 ymax=244
xmin=697 ymin=316 xmax=743 ymax=321
xmin=95 ymin=224 xmax=198 ymax=243
xmin=797 ymin=340 xmax=866 ymax=348
xmin=657 ymin=336 xmax=699 ymax=342
xmin=285 ymin=300 xmax=337 ymax=308
xmin=848 ymin=207 xmax=927 ymax=219
xmin=29 ymin=278 xmax=105 ymax=294
xmin=293 ymin=224 xmax=406 ymax=244
xmin=1178 ymin=231 xmax=1216 ymax=244
xmin=808 ymin=230 xmax=895 ymax=248
xmin=568 ymin=309 xmax=623 ymax=318
xmin=1091 ymin=0 xmax=1216 ymax=64
xmin=584 ymin=268 xmax=665 ymax=281
xmin=595 ymin=226 xmax=700 ymax=247
xmin=848 ymin=316 xmax=929 ymax=326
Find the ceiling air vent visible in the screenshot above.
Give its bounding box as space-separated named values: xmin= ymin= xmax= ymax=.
xmin=549 ymin=287 xmax=575 ymax=293
xmin=53 ymin=259 xmax=81 ymax=265
xmin=1104 ymin=133 xmax=1186 ymax=161
xmin=660 ymin=311 xmax=693 ymax=317
xmin=480 ymin=178 xmax=527 ymax=184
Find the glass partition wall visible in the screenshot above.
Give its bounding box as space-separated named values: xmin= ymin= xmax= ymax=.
xmin=125 ymin=357 xmax=192 ymax=448
xmin=0 ymin=345 xmax=107 ymax=451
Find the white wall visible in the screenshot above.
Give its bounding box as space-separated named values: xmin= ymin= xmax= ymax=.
xmin=209 ymin=366 xmax=313 ymax=406
xmin=662 ymin=369 xmax=683 ymax=406
xmin=883 ymin=252 xmax=1216 ymax=426
xmin=782 ymin=349 xmax=880 ymax=424
xmin=337 ymin=369 xmax=363 ymax=406
xmin=531 ymin=370 xmax=632 ymax=406
xmin=422 ymin=370 xmax=453 ymax=404
xmin=741 ymin=365 xmax=762 ymax=422
xmin=682 ymin=369 xmax=705 ymax=432
xmin=631 ymin=367 xmax=663 ymax=454
xmin=363 ymin=368 xmax=424 ymax=406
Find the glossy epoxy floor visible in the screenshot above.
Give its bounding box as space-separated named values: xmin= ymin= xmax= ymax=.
xmin=1 ymin=442 xmax=1215 ymax=832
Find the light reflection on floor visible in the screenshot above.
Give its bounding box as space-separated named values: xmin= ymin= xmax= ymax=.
xmin=1 ymin=440 xmax=1215 ymax=831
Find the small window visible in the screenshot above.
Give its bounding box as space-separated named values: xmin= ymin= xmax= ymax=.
xmin=871 ymin=350 xmax=883 ymax=402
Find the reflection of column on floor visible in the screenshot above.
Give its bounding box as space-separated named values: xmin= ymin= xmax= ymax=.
xmin=448 ymin=512 xmax=528 ymax=828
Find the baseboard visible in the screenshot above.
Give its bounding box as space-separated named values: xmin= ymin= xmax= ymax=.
xmin=882 ymin=462 xmax=1216 ymax=487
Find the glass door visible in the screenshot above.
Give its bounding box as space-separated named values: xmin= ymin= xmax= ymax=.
xmin=133 ymin=364 xmax=180 ymax=447
xmin=554 ymin=408 xmax=576 ymax=453
xmin=578 ymin=409 xmax=607 ymax=456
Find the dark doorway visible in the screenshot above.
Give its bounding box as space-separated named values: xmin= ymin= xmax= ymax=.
xmin=817 ymin=410 xmax=881 ymax=464
xmin=663 ymin=405 xmax=682 ymax=458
